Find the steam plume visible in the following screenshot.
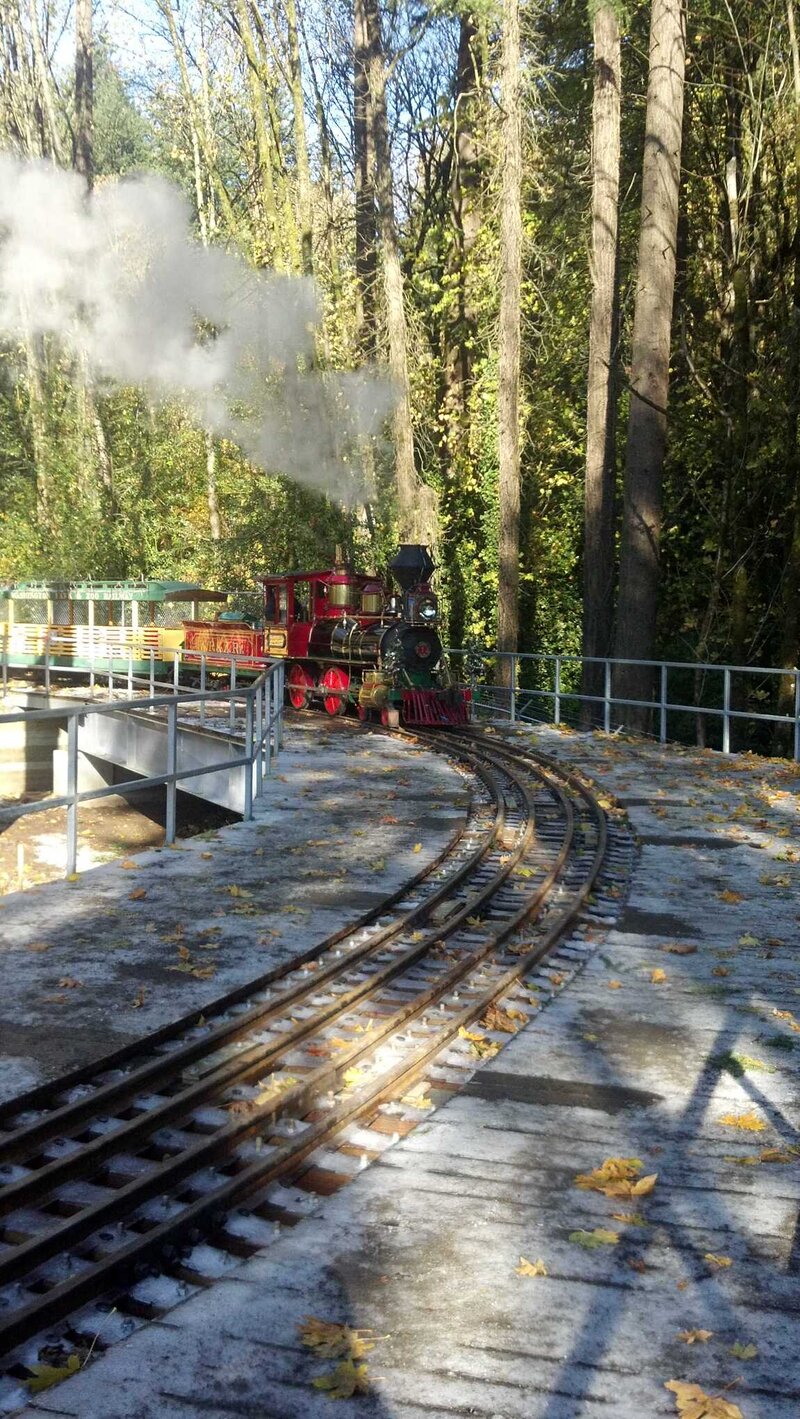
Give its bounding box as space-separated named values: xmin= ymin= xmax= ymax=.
xmin=0 ymin=157 xmax=392 ymax=499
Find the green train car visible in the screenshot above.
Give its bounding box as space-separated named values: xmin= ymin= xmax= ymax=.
xmin=0 ymin=579 xmax=228 ymax=676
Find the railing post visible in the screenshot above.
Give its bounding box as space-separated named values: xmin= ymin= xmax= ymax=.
xmin=603 ymin=660 xmax=611 ymax=733
xmin=794 ymin=670 xmax=800 ymax=763
xmin=90 ymin=644 xmax=95 ymax=695
xmin=128 ymin=653 xmax=133 ymax=696
xmin=255 ymin=683 xmax=263 ymax=797
xmin=173 ymin=653 xmax=180 ymax=693
xmin=659 ymin=663 xmax=668 ymax=744
xmin=66 ymin=714 xmax=79 ymax=877
xmin=229 ymin=658 xmax=237 ymax=734
xmin=554 ymin=656 xmax=561 ymax=726
xmin=244 ymin=692 xmax=254 ymax=820
xmin=108 ymin=657 xmax=113 ymax=700
xmin=2 ymin=628 xmax=7 ymax=698
xmin=265 ymin=671 xmax=273 ymax=775
xmin=165 ymin=701 xmax=177 ymax=845
xmin=200 ymin=655 xmax=206 ymax=727
xmin=44 ymin=630 xmax=51 ymax=696
xmin=509 ymin=654 xmax=517 ymax=722
xmin=276 ymin=661 xmax=284 ymax=748
xmin=149 ymin=649 xmax=154 ymax=701
xmin=723 ymin=666 xmax=732 ymax=754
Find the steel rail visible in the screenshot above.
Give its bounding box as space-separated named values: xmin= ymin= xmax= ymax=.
xmin=0 ymin=731 xmax=607 ymax=1365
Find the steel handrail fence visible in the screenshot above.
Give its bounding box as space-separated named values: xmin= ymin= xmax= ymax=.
xmin=0 ymin=644 xmax=285 ymax=876
xmin=446 ymin=648 xmax=800 ymax=761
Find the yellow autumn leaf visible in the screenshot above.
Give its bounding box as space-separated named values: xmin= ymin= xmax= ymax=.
xmin=718 ymin=1110 xmax=767 ymax=1132
xmin=704 ymin=1253 xmax=732 ymax=1269
xmin=26 ymin=1354 xmax=80 ymax=1393
xmin=412 ymin=842 xmax=422 ymax=853
xmin=515 ymin=1256 xmax=547 ymax=1276
xmin=226 ymin=884 xmax=251 ymax=898
xmin=608 ymin=979 xmax=622 ymax=990
xmin=575 ymin=1157 xmax=656 ymax=1200
xmin=119 ymin=859 xmax=138 ymax=870
xmin=611 ymin=1212 xmax=648 ymax=1226
xmin=729 ymin=1341 xmax=757 ymax=1360
xmin=342 ymin=1066 xmax=366 ymax=1090
xmin=401 ymin=1091 xmax=433 ymax=1109
xmin=716 ymin=889 xmax=744 ymax=904
xmin=313 ymin=1359 xmax=370 ymax=1398
xmin=650 ymin=967 xmax=667 ymax=984
xmin=129 ymin=886 xmax=147 ymax=901
xmin=664 ymin=1379 xmax=743 ymax=1419
xmin=677 ymin=1329 xmax=713 ymax=1345
xmin=466 ymin=915 xmax=483 ymax=927
xmin=298 ymin=1317 xmax=374 ymax=1359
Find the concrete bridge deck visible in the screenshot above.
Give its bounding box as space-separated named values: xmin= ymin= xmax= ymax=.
xmin=5 ymin=724 xmax=800 ymax=1419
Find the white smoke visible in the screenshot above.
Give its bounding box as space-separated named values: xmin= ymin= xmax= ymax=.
xmin=0 ymin=156 xmax=392 ymax=499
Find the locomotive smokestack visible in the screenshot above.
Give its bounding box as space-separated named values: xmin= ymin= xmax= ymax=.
xmin=388 ymin=544 xmax=435 ymax=591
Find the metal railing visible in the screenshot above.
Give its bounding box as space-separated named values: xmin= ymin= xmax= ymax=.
xmin=446 ymin=649 xmax=800 ymax=761
xmin=0 ymin=656 xmax=285 ymax=877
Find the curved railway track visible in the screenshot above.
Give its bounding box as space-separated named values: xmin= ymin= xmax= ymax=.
xmin=0 ymin=725 xmax=633 ymax=1408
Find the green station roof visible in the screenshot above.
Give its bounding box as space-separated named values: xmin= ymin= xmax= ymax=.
xmin=0 ymin=580 xmax=228 ymax=603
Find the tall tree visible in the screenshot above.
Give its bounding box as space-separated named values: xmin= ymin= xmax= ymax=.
xmin=75 ymin=0 xmax=93 ymax=187
xmin=580 ymin=0 xmax=620 ymax=719
xmin=353 ymin=0 xmax=377 ymax=355
xmin=364 ymin=0 xmax=437 ymax=544
xmin=496 ymin=0 xmax=522 ymax=679
xmin=614 ymin=0 xmax=687 ymax=720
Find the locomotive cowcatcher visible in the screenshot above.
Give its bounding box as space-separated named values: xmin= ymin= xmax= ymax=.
xmin=183 ymin=544 xmax=471 ymax=728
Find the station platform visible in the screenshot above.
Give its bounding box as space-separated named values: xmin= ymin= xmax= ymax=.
xmin=10 ymin=726 xmax=800 ymax=1419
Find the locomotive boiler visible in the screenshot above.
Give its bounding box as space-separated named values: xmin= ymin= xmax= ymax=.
xmin=183 ymin=544 xmax=471 ymax=727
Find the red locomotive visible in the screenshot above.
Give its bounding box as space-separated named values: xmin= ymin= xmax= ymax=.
xmin=183 ymin=544 xmax=471 ymax=727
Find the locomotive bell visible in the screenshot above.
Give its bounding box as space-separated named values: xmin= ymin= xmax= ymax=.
xmin=388 ymin=544 xmax=435 ymax=591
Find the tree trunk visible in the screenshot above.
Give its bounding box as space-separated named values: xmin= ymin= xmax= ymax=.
xmin=779 ymin=0 xmax=800 ymax=731
xmin=613 ymin=0 xmax=687 ymax=725
xmin=206 ymin=431 xmax=222 ymax=541
xmin=27 ymin=0 xmax=65 ymax=161
xmin=74 ymin=0 xmax=93 ymax=187
xmin=496 ymin=0 xmax=522 ymax=684
xmin=364 ymin=0 xmax=437 ymax=545
xmin=580 ymin=1 xmax=620 ymax=722
xmin=285 ymin=0 xmax=313 ymax=275
xmin=353 ymin=0 xmax=377 ymax=357
xmin=234 ymin=0 xmax=281 ymax=264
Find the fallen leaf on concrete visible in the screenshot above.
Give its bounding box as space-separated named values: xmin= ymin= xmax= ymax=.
xmin=480 ymin=1003 xmax=525 ymax=1034
xmin=717 ymin=890 xmax=744 ymax=904
xmin=119 ymin=859 xmax=138 ymax=870
xmin=651 ymin=968 xmax=667 ymax=984
xmin=608 ymin=979 xmax=622 ymax=990
xmin=412 ymin=842 xmax=422 ymax=853
xmin=718 ymin=1111 xmax=767 ymax=1132
xmin=129 ymin=887 xmax=147 ymax=901
xmin=25 ymin=1353 xmax=80 ymax=1393
xmin=664 ymin=1379 xmax=743 ymax=1419
xmin=677 ymin=1329 xmax=713 ymax=1345
xmin=516 ymin=1256 xmax=547 ymax=1276
xmin=738 ymin=933 xmax=760 ymax=947
xmin=25 ymin=941 xmax=51 ymax=952
xmin=662 ymin=944 xmax=697 ymax=956
xmin=575 ymin=1158 xmax=657 ymax=1200
xmin=342 ymin=1066 xmax=366 ymax=1090
xmin=57 ymin=977 xmax=82 ymax=989
xmin=772 ymin=1008 xmax=800 ymax=1033
xmin=611 ymin=1212 xmax=648 ymax=1226
xmin=298 ymin=1317 xmax=375 ymax=1360
xmin=569 ymin=1228 xmax=619 ymax=1249
xmin=703 ymin=1253 xmax=732 ymax=1269
xmin=132 ymin=985 xmax=147 ymax=1008
xmin=457 ymin=1026 xmax=500 ymax=1059
xmin=226 ymin=884 xmax=251 ymax=898
xmin=729 ymin=1342 xmax=757 ymax=1360
xmin=401 ymin=1091 xmax=432 ymax=1109
xmin=712 ymin=966 xmax=730 ymax=977
xmin=313 ymin=1360 xmax=370 ymax=1398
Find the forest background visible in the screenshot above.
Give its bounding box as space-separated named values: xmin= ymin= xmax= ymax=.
xmin=2 ymin=0 xmax=800 ymax=709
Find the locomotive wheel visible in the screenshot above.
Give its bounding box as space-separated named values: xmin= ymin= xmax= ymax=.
xmin=288 ymin=663 xmax=316 ymax=710
xmin=321 ymin=666 xmax=350 ymax=716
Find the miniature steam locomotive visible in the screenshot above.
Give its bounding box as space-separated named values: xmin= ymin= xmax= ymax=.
xmin=183 ymin=544 xmax=471 ymax=727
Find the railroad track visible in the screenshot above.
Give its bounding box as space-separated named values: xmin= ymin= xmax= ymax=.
xmin=0 ymin=726 xmax=632 ymax=1410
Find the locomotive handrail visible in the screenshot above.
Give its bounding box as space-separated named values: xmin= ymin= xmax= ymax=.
xmin=0 ymin=653 xmax=285 ymax=878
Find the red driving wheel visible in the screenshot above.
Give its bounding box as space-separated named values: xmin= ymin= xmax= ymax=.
xmin=288 ymin=663 xmax=316 ymax=710
xmin=321 ymin=666 xmax=350 ymax=715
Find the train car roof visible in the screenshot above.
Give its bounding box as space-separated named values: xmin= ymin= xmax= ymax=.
xmin=0 ymin=580 xmax=228 ymax=603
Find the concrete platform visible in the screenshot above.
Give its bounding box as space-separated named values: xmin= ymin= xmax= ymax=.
xmin=9 ymin=727 xmax=800 ymax=1418
xmin=0 ymin=719 xmax=468 ymax=1102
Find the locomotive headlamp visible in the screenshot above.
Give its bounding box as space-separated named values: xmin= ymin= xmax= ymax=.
xmin=417 ymin=596 xmax=437 ymax=623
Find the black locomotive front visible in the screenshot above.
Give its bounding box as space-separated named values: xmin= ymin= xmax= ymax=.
xmin=307 ymin=617 xmax=442 ymax=673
